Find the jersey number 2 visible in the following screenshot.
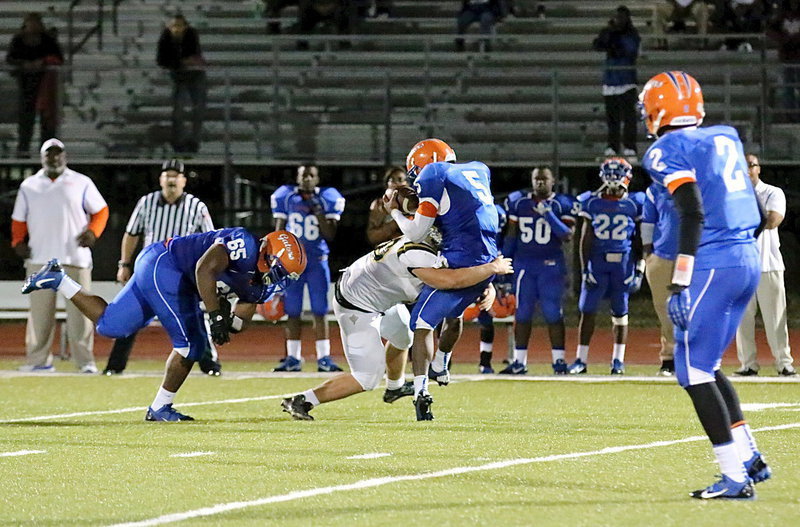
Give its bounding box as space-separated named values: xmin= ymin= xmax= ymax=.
xmin=714 ymin=136 xmax=747 ymax=193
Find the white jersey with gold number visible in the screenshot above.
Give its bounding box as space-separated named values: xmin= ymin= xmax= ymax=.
xmin=339 ymin=236 xmax=442 ymax=313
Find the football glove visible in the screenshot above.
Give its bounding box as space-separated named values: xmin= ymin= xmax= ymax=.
xmin=583 ymin=269 xmax=598 ymax=289
xmin=209 ymin=297 xmax=232 ymax=345
xmin=534 ymin=200 xmax=552 ymax=215
xmin=626 ymin=259 xmax=646 ymax=293
xmin=667 ymin=286 xmax=691 ymax=331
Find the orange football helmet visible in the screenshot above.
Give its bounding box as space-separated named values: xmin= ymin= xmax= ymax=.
xmin=256 ymin=294 xmax=285 ymax=321
xmin=405 ymin=138 xmax=456 ymax=178
xmin=639 ymin=71 xmax=705 ymax=137
xmin=463 ymin=303 xmax=480 ymax=321
xmin=258 ymin=230 xmax=307 ymax=291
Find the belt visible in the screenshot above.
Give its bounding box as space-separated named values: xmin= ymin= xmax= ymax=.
xmin=334 ymin=277 xmax=371 ymax=314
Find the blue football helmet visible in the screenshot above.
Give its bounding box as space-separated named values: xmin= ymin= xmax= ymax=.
xmin=598 ymin=157 xmax=633 ymax=194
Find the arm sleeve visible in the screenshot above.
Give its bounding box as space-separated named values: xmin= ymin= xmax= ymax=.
xmin=11 ymin=220 xmax=27 ymax=247
xmin=323 ymin=188 xmax=346 ymax=220
xmin=670 ymin=182 xmax=704 ymax=257
xmin=542 ymin=210 xmax=572 ymax=240
xmin=390 ymin=209 xmax=435 ymax=243
xmin=88 ymin=206 xmax=109 ymax=237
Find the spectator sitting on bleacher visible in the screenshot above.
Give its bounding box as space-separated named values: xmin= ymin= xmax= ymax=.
xmin=711 ymin=0 xmax=767 ymax=51
xmin=455 ymin=0 xmax=511 ymax=53
xmin=652 ymin=0 xmax=712 ymax=49
xmin=592 ymin=5 xmax=640 ymax=159
xmin=766 ymin=0 xmax=800 ymax=122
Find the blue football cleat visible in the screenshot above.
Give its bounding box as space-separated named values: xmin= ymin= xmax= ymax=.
xmin=317 ymin=356 xmax=343 ymax=372
xmin=428 ymin=364 xmax=450 ymax=386
xmin=479 ymin=365 xmax=495 ymax=374
xmin=690 ymin=474 xmax=755 ymax=500
xmin=552 ymin=358 xmax=568 ymax=375
xmin=499 ymin=360 xmax=528 ymax=375
xmin=610 ymin=359 xmax=625 ymax=375
xmin=568 ymin=359 xmax=588 ymax=374
xmin=21 ymin=259 xmax=65 ymax=294
xmin=744 ymin=453 xmax=772 ymax=484
xmin=273 ymin=356 xmax=302 ymax=372
xmin=145 ymin=404 xmax=194 ymax=422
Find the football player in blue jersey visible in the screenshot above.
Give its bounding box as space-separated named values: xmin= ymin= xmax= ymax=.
xmin=501 ymin=166 xmax=578 ymax=375
xmin=640 ymin=71 xmax=768 ymax=499
xmin=21 ymin=229 xmax=307 ymax=421
xmin=387 ymin=138 xmax=499 ymax=420
xmin=569 ymin=158 xmax=645 ymax=375
xmin=270 ymin=165 xmax=346 ymax=373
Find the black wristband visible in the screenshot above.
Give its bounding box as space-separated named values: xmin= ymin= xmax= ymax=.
xmin=118 ymin=261 xmax=132 ymax=269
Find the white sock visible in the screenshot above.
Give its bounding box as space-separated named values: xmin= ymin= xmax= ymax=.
xmin=479 ymin=341 xmax=493 ymax=353
xmin=151 ymin=387 xmax=176 ymax=410
xmin=386 ymin=376 xmax=405 ymax=390
xmin=513 ymin=348 xmax=528 ymax=365
xmin=576 ymin=345 xmax=589 ymax=363
xmin=315 ymin=339 xmax=330 ymax=360
xmin=712 ymin=441 xmax=747 ymax=483
xmin=301 ymin=389 xmax=320 ymax=406
xmin=413 ymin=374 xmax=428 ymax=398
xmin=431 ymin=350 xmax=451 ymax=371
xmin=286 ymin=340 xmax=302 ymax=360
xmin=612 ymin=344 xmax=626 ymax=362
xmin=731 ymin=423 xmax=758 ymax=461
xmin=551 ymin=348 xmax=565 ymax=363
xmin=57 ymin=276 xmax=82 ymax=300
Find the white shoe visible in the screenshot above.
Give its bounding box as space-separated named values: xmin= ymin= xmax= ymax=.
xmin=18 ymin=364 xmax=55 ymax=373
xmin=603 ymin=147 xmax=617 ymax=157
xmin=622 ymin=148 xmax=637 ymax=158
xmin=79 ymin=364 xmax=99 ymax=374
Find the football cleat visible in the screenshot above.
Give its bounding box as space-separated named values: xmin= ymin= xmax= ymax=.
xmin=733 ymin=368 xmax=759 ymax=377
xmin=499 ymin=360 xmax=528 ymax=375
xmin=79 ymin=364 xmax=98 ymax=374
xmin=479 ymin=365 xmax=495 ymax=374
xmin=568 ymin=359 xmax=588 ymax=374
xmin=744 ymin=453 xmax=772 ymax=484
xmin=428 ymin=364 xmax=450 ymax=386
xmin=552 ymin=358 xmax=568 ymax=375
xmin=273 ymin=356 xmax=302 ymax=372
xmin=383 ymin=381 xmax=414 ymax=403
xmin=199 ymin=358 xmax=222 ymax=376
xmin=690 ymin=474 xmax=755 ymax=500
xmin=657 ymin=359 xmax=675 ymax=377
xmin=281 ymin=394 xmax=314 ymax=420
xmin=18 ymin=364 xmax=55 ymax=373
xmin=610 ymin=359 xmax=625 ymax=375
xmin=21 ymin=259 xmax=65 ymax=294
xmin=317 ymin=356 xmax=343 ymax=372
xmin=414 ymin=392 xmax=434 ymax=421
xmin=145 ymin=404 xmax=194 ymax=422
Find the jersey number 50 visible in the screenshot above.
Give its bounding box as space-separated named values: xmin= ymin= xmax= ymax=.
xmin=519 ymin=217 xmax=551 ymax=244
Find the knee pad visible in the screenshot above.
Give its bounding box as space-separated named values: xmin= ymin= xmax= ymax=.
xmin=351 ymin=370 xmax=383 ymax=391
xmin=612 ymin=314 xmax=629 ymax=326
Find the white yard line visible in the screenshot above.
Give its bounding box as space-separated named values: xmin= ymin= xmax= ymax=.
xmin=109 ymin=422 xmax=800 ymax=527
xmin=346 ymin=453 xmax=392 ymax=460
xmin=0 ymin=449 xmax=46 ymax=457
xmin=0 ymin=395 xmax=286 ymax=424
xmin=170 ymin=452 xmax=215 ymax=458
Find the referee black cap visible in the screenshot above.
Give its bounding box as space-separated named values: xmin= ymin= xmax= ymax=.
xmin=161 ymin=159 xmax=185 ymax=174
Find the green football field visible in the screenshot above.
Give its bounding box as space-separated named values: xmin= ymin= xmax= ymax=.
xmin=1 ymin=360 xmax=799 ymax=526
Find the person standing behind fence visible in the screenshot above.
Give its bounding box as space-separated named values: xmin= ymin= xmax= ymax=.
xmin=103 ymin=159 xmax=221 ymax=376
xmin=157 ymin=14 xmax=206 ymax=153
xmin=592 ymin=5 xmax=640 ymax=159
xmin=734 ymin=153 xmax=797 ymax=377
xmin=11 ymin=139 xmax=108 ymax=373
xmin=5 ymin=13 xmax=64 ymax=158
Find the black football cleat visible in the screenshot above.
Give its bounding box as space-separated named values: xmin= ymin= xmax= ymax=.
xmin=414 ymin=393 xmax=434 ymax=421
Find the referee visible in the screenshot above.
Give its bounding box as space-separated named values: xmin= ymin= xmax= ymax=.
xmin=103 ymin=159 xmax=220 ymax=375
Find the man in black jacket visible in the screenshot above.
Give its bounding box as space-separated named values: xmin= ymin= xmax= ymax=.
xmin=157 ymin=14 xmax=206 ymax=153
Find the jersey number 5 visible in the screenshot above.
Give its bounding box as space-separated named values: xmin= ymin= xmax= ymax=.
xmin=462 ymin=170 xmax=493 ymax=205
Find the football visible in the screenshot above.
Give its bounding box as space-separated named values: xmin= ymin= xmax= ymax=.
xmin=394 ymin=185 xmax=420 ymax=215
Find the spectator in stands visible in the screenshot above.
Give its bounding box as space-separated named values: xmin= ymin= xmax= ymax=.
xmin=711 ymin=0 xmax=767 ymax=51
xmin=11 ymin=139 xmax=108 ymax=373
xmin=104 ymin=159 xmax=221 ymax=376
xmin=455 ymin=0 xmax=511 ymax=52
xmin=5 ymin=13 xmax=64 ymax=158
xmin=652 ymin=1 xmax=712 ymax=49
xmin=157 ymin=14 xmax=206 ymax=153
xmin=366 ymin=166 xmax=406 ymax=246
xmin=766 ymin=0 xmax=800 ymax=122
xmin=592 ymin=5 xmax=640 ymax=159
xmin=734 ymin=154 xmax=797 ymax=376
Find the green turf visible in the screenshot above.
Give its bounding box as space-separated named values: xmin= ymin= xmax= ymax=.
xmin=1 ymin=361 xmax=798 ymax=526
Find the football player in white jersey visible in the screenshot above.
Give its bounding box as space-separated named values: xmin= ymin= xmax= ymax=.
xmin=281 ymin=229 xmax=512 ymax=420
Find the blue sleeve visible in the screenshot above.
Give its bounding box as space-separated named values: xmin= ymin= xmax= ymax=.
xmin=495 ymin=204 xmax=507 ymax=232
xmin=557 ymin=194 xmax=579 ymax=222
xmin=321 ymin=187 xmax=346 ymax=219
xmin=643 ymin=188 xmax=657 ymax=224
xmin=270 ymin=185 xmax=291 ymax=219
xmin=504 ymin=194 xmax=519 ymax=221
xmin=542 ymin=210 xmax=572 ymax=240
xmin=643 ymin=135 xmax=694 ymax=190
xmin=414 ymin=164 xmax=445 ymax=206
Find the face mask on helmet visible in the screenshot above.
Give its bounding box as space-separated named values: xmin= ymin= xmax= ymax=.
xmin=598 ymin=158 xmax=632 ymax=194
xmin=258 ymin=231 xmax=307 ymax=292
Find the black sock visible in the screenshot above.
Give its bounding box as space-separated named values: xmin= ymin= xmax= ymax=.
xmin=715 ymin=370 xmax=744 ymax=423
xmin=684 ymin=382 xmax=733 ymax=445
xmin=479 ymin=351 xmax=493 ymax=367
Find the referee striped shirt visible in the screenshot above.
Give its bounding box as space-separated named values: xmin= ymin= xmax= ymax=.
xmin=125 ymin=191 xmax=214 ymax=245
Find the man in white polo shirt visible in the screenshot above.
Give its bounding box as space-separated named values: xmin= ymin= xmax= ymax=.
xmin=735 ymin=153 xmax=797 ymax=376
xmin=10 ymin=138 xmax=109 ymax=373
